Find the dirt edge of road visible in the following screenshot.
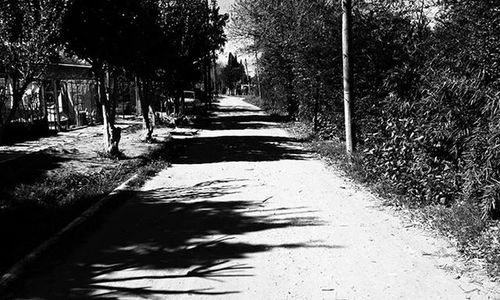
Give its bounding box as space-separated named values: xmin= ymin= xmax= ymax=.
xmin=0 ymin=174 xmax=139 ymax=294
xmin=285 ymin=126 xmax=500 ymax=298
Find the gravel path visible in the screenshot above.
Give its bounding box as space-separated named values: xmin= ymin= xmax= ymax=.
xmin=10 ymin=96 xmax=500 ymax=299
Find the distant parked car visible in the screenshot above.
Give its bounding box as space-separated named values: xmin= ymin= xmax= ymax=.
xmin=183 ymin=90 xmax=201 ymax=113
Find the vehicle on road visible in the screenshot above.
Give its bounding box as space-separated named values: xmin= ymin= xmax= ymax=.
xmin=183 ymin=90 xmax=201 ymax=113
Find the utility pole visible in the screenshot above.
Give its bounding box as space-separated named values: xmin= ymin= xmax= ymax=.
xmin=342 ymin=0 xmax=354 ymax=156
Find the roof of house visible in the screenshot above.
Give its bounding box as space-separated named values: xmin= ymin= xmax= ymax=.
xmin=44 ymin=63 xmax=94 ymax=80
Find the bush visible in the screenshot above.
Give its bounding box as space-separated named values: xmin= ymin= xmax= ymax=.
xmin=234 ymin=0 xmax=500 ymax=272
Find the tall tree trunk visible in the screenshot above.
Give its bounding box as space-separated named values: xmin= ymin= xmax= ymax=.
xmin=96 ymin=70 xmax=110 ymax=151
xmin=206 ymin=58 xmax=212 ymax=109
xmin=96 ymin=64 xmax=120 ymax=156
xmin=212 ymin=55 xmax=218 ymax=98
xmin=108 ymin=72 xmax=117 ymax=125
xmin=138 ymin=79 xmax=154 ymax=142
xmin=134 ymin=75 xmax=142 ymax=116
xmin=148 ymin=103 xmax=156 ymax=133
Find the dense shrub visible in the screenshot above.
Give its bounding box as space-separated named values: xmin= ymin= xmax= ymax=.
xmin=233 ymin=0 xmax=500 ymax=219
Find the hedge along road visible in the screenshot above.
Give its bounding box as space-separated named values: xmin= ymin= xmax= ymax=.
xmin=9 ymin=96 xmax=499 ymax=299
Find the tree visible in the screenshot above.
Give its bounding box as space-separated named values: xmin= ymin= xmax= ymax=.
xmin=63 ymin=0 xmax=228 ymax=145
xmin=0 ymin=0 xmax=65 ymax=143
xmin=63 ymin=0 xmax=164 ymax=152
xmin=157 ymin=0 xmax=228 ymax=112
xmin=220 ymin=52 xmax=246 ymax=94
xmin=231 ymin=0 xmax=342 ymax=119
xmin=431 ymin=0 xmax=500 ymax=217
xmin=121 ymin=0 xmax=171 ymax=142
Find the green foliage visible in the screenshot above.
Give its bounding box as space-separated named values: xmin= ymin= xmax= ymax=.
xmin=0 ymin=141 xmax=172 ymax=274
xmin=63 ymin=0 xmax=160 ymax=73
xmin=232 ymin=0 xmax=339 ymax=119
xmin=234 ymin=0 xmax=500 ymax=270
xmin=0 ymin=0 xmax=65 ymax=141
xmin=220 ymin=52 xmax=247 ymax=91
xmin=63 ymin=0 xmax=227 ymax=85
xmin=159 ymin=0 xmax=228 ymax=91
xmin=61 ymin=0 xmax=227 ymax=152
xmin=0 ymin=0 xmax=65 ymax=79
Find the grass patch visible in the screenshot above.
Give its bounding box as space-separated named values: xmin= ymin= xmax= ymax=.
xmin=243 ymin=95 xmax=289 ymax=118
xmin=122 ymin=123 xmax=143 ymax=134
xmin=128 ymin=145 xmax=172 ymax=188
xmin=243 ymin=95 xmax=264 ymax=108
xmin=412 ymin=203 xmax=500 ymax=278
xmin=0 ymin=142 xmax=172 ymax=275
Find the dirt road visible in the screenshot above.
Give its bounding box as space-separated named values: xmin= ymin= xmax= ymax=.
xmin=10 ymin=96 xmax=500 ymax=299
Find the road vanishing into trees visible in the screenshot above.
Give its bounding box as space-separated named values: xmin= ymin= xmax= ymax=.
xmin=10 ymin=97 xmax=498 ymax=299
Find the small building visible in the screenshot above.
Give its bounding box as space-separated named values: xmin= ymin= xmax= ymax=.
xmin=0 ymin=63 xmax=97 ymax=133
xmin=43 ymin=63 xmax=97 ymax=130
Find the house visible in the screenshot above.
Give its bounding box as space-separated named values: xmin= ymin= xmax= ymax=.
xmin=43 ymin=63 xmax=97 ymax=130
xmin=0 ymin=63 xmax=98 ymax=133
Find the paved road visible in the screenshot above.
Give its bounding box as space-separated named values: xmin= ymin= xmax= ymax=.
xmin=9 ymin=96 xmax=497 ymax=299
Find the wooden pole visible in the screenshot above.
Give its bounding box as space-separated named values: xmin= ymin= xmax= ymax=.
xmin=342 ymin=0 xmax=354 ymax=156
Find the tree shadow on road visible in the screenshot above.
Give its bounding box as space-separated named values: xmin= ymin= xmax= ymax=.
xmin=172 ymin=135 xmax=310 ymax=164
xmin=0 ymin=152 xmax=72 ymax=274
xmin=172 ymin=103 xmax=309 ymax=164
xmin=0 ymin=152 xmax=68 ymax=189
xmin=6 ymin=102 xmax=327 ymax=299
xmin=11 ymin=179 xmax=341 ymax=299
xmin=193 ymin=110 xmax=290 ymax=131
